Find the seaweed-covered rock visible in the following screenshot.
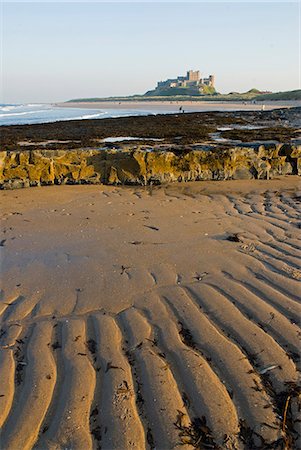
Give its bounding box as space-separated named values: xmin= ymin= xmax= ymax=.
xmin=0 ymin=144 xmax=300 ymax=189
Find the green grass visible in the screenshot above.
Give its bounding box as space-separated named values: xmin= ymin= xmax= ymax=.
xmin=254 ymin=90 xmax=301 ymax=101
xmin=66 ymin=89 xmax=301 ymax=103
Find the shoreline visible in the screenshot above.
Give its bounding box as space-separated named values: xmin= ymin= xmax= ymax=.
xmin=56 ymin=100 xmax=301 ymax=112
xmin=1 ymin=101 xmax=299 ymax=128
xmin=1 ymin=107 xmax=300 ymax=190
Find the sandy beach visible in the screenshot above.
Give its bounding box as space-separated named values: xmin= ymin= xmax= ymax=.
xmin=0 ymin=177 xmax=300 ymax=449
xmin=57 ymin=100 xmax=301 ymax=113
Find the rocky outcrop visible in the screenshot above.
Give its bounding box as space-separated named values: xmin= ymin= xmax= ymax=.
xmin=0 ymin=144 xmax=300 ymax=189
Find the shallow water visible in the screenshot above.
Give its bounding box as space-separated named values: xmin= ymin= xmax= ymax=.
xmin=2 ymin=101 xmax=297 ymax=126
xmin=102 ymin=136 xmax=164 ymax=143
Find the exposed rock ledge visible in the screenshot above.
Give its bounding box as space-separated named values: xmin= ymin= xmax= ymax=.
xmin=0 ymin=144 xmax=300 ymax=189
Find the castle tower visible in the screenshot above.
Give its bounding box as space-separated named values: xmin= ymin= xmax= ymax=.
xmin=187 ymin=70 xmax=200 ymax=82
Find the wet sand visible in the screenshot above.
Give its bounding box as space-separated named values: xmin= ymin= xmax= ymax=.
xmin=58 ymin=100 xmax=301 ymax=112
xmin=0 ymin=177 xmax=300 ymax=449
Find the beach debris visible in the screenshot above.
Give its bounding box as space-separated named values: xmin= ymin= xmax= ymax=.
xmin=90 ymin=406 xmax=99 ymax=418
xmin=86 ymin=338 xmax=97 ymax=355
xmin=150 ymin=272 xmax=158 ymax=284
xmin=105 ymin=361 xmax=124 ymax=373
xmin=226 ymin=233 xmax=242 ymax=242
xmin=146 ymin=428 xmax=155 ymax=449
xmin=178 ymin=322 xmax=197 ymax=350
xmin=0 ymin=239 xmax=6 ymax=247
xmin=51 ymin=341 xmax=61 ymax=350
xmin=116 ymin=380 xmax=131 ymax=396
xmin=91 ymin=425 xmax=102 ymax=444
xmin=144 ymin=225 xmax=159 ymax=231
xmin=120 ymin=265 xmax=130 ymax=275
xmin=146 ymin=338 xmax=158 ymax=347
xmin=238 ymin=419 xmax=264 ymax=448
xmin=282 ymin=265 xmax=301 ymax=280
xmin=0 ymin=329 xmax=6 ymax=339
xmin=129 ymin=241 xmax=142 ymax=245
xmin=86 ymin=338 xmax=98 ymax=364
xmin=176 ymin=274 xmax=182 ymax=284
xmin=157 ymin=351 xmax=166 ymax=360
xmin=15 ymin=361 xmax=26 ymax=385
xmin=282 ymin=395 xmax=291 ymax=437
xmin=240 ymin=242 xmax=256 ymax=253
xmin=182 ymin=392 xmax=191 ymax=408
xmin=227 ymin=388 xmax=234 ymax=399
xmin=259 ymin=365 xmax=279 ymax=375
xmin=175 ymin=412 xmax=218 ymax=448
xmin=194 ymin=272 xmax=208 ymax=282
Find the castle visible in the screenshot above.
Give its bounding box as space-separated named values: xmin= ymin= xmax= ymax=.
xmin=157 ymin=70 xmax=215 ymax=92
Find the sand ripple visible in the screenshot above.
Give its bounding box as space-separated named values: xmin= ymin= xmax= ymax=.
xmin=0 ymin=179 xmax=300 ymax=449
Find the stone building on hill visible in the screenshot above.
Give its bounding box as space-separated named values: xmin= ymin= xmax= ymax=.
xmin=157 ymin=70 xmax=215 ymax=92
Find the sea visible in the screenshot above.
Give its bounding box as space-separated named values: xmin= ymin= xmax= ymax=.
xmin=0 ymin=103 xmax=176 ymax=126
xmin=1 ymin=101 xmax=297 ymax=126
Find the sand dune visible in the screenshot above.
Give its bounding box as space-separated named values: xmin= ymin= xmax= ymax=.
xmin=0 ymin=177 xmax=300 ymax=449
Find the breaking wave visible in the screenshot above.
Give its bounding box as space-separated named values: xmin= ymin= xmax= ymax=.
xmin=0 ymin=103 xmax=170 ymax=126
xmin=0 ymin=109 xmax=48 ymax=118
xmin=69 ymin=112 xmax=107 ymax=120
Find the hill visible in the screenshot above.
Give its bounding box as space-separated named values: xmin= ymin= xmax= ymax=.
xmin=66 ymin=89 xmax=301 ymax=103
xmin=254 ymin=89 xmax=301 ymax=101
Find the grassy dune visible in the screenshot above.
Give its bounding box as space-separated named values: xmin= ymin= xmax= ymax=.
xmin=67 ymin=89 xmax=301 ymax=103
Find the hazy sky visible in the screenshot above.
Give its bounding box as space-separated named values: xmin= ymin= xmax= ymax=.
xmin=1 ymin=1 xmax=300 ymax=103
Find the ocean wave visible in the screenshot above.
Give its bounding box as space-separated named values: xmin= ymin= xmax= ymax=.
xmin=0 ymin=109 xmax=49 ymax=118
xmin=0 ymin=106 xmax=168 ymax=126
xmin=67 ymin=112 xmax=107 ymax=120
xmin=0 ymin=105 xmax=22 ymax=112
xmin=0 ymin=103 xmax=47 ymax=113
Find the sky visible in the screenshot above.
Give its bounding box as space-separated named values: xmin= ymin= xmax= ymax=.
xmin=1 ymin=1 xmax=300 ymax=103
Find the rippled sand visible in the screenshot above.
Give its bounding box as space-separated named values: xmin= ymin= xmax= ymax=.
xmin=0 ymin=177 xmax=300 ymax=449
